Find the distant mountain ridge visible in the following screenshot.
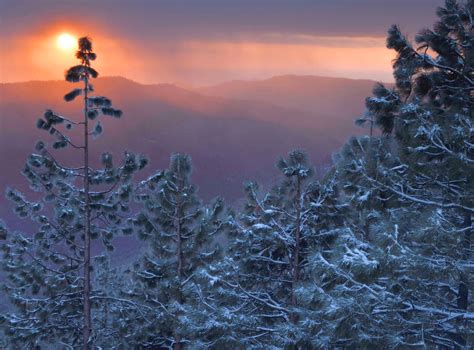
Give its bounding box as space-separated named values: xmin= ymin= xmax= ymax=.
xmin=0 ymin=75 xmax=378 ymax=232
xmin=197 ymin=74 xmax=391 ymax=116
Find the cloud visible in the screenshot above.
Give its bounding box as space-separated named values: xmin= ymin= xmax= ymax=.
xmin=1 ymin=0 xmax=444 ymax=39
xmin=0 ymin=0 xmax=443 ymax=84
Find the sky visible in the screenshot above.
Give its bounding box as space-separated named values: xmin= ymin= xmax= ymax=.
xmin=0 ymin=0 xmax=443 ymax=86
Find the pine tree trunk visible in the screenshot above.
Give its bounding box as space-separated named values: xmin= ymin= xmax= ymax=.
xmin=456 ymin=210 xmax=472 ymax=346
xmin=290 ymin=177 xmax=302 ymax=324
xmin=458 ymin=211 xmax=471 ymax=309
xmin=175 ymin=224 xmax=183 ymax=350
xmin=104 ymin=266 xmax=110 ymax=333
xmin=175 ymin=174 xmax=184 ymax=350
xmin=83 ymin=75 xmax=92 ymax=350
xmin=177 ymin=206 xmax=183 ymax=284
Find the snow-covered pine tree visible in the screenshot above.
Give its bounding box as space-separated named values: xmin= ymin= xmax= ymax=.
xmin=200 ymin=150 xmax=343 ymax=348
xmin=0 ymin=37 xmax=147 ymax=348
xmin=122 ymin=154 xmax=226 ymax=349
xmin=92 ymin=254 xmax=135 ymax=349
xmin=300 ymin=135 xmax=402 ymax=348
xmin=333 ymin=135 xmax=398 ymax=239
xmin=342 ymin=0 xmax=474 ymax=346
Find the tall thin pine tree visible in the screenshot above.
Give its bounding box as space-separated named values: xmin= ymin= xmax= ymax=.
xmin=1 ymin=37 xmax=146 ymax=348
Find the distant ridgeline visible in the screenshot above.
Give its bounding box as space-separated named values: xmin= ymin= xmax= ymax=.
xmin=0 ymin=74 xmax=374 ymax=215
xmin=1 ymin=1 xmax=473 ymax=349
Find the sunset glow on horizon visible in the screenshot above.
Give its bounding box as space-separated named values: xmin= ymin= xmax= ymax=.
xmin=0 ymin=31 xmax=396 ymax=85
xmin=0 ymin=0 xmax=442 ymax=86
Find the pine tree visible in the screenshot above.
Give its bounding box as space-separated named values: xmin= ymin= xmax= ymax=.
xmin=122 ymin=154 xmax=226 ymax=349
xmin=303 ymin=136 xmax=403 ymax=348
xmin=0 ymin=37 xmax=146 ymax=348
xmin=199 ymin=150 xmax=343 ymax=348
xmin=335 ymin=0 xmax=474 ymax=346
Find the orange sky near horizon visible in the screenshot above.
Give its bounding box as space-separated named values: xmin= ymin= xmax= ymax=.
xmin=0 ymin=23 xmax=396 ymax=86
xmin=1 ymin=0 xmax=444 ymax=86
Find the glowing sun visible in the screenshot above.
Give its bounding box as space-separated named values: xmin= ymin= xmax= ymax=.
xmin=57 ymin=33 xmax=76 ymax=51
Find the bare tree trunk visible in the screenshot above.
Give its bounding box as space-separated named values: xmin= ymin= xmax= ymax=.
xmin=290 ymin=177 xmax=302 ymax=324
xmin=83 ymin=75 xmax=92 ymax=350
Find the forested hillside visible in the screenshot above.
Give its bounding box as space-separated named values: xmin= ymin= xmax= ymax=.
xmin=0 ymin=76 xmax=372 ymax=230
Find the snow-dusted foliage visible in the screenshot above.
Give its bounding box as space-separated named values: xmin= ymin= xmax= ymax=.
xmin=0 ymin=1 xmax=472 ymax=348
xmin=328 ymin=0 xmax=474 ymax=346
xmin=0 ymin=37 xmax=146 ymax=348
xmin=119 ymin=154 xmax=227 ymax=349
xmin=92 ymin=255 xmax=136 ymax=349
xmin=198 ymin=151 xmax=345 ymax=348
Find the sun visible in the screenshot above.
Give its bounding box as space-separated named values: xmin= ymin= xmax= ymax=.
xmin=57 ymin=33 xmax=76 ymax=51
